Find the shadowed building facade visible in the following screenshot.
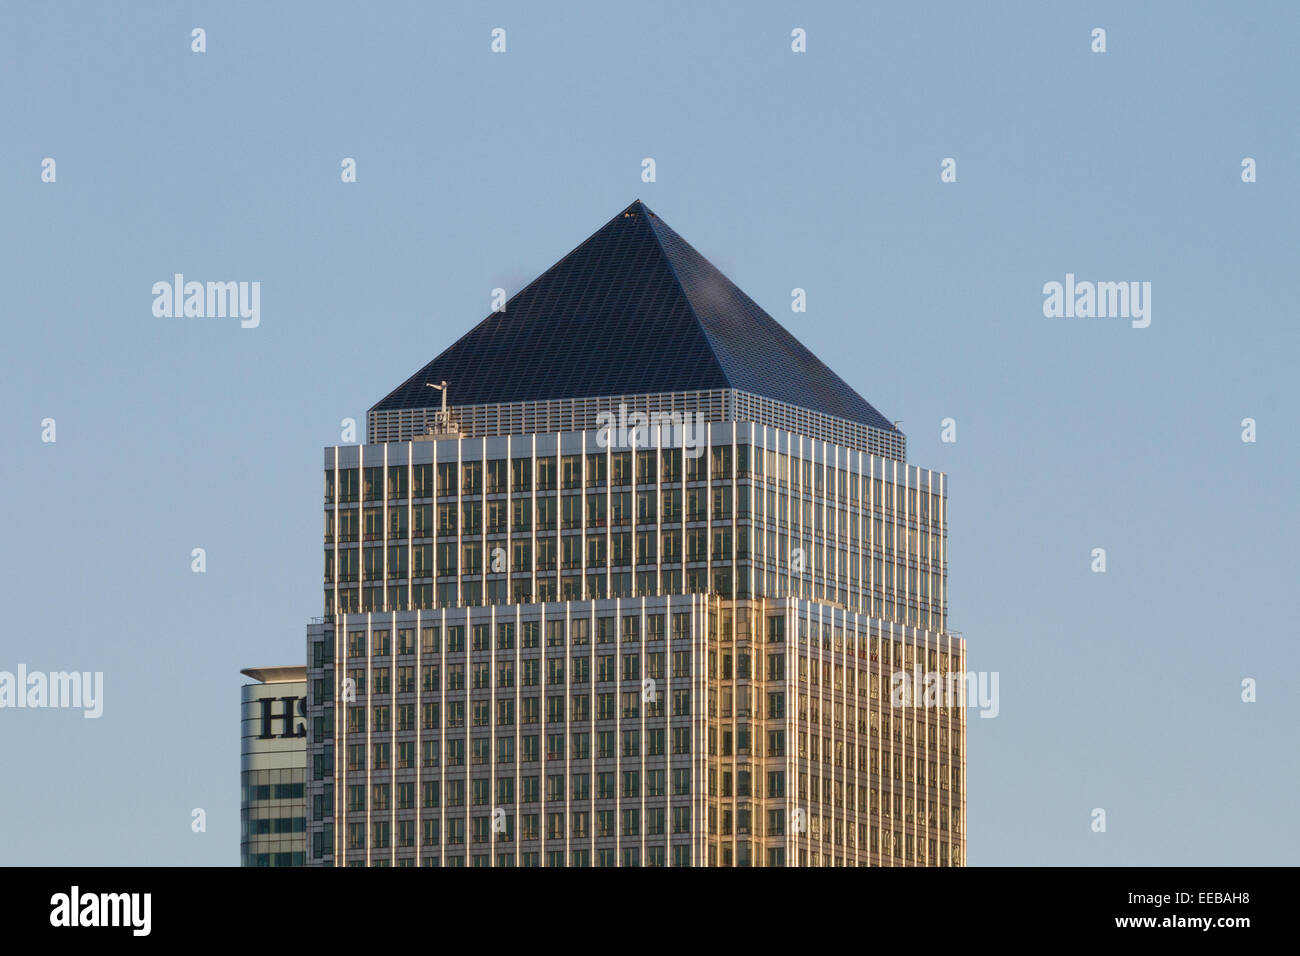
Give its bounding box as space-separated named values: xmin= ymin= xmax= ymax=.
xmin=304 ymin=201 xmax=966 ymax=866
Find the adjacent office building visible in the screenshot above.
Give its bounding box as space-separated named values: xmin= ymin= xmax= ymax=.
xmin=302 ymin=201 xmax=966 ymax=866
xmin=240 ymin=666 xmax=308 ymax=866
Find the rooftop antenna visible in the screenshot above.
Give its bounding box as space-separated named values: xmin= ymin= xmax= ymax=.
xmin=425 ymin=381 xmax=451 ymax=434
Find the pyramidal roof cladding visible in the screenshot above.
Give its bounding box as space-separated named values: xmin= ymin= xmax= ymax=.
xmin=372 ymin=201 xmax=898 ymax=434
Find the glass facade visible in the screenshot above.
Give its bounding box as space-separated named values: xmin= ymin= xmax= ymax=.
xmin=241 ymin=768 xmax=307 ymax=866
xmin=305 ymin=422 xmax=964 ymax=866
xmin=319 ymin=423 xmax=945 ymax=631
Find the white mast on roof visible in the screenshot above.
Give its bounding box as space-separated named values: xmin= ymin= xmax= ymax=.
xmin=425 ymin=381 xmax=450 ymax=434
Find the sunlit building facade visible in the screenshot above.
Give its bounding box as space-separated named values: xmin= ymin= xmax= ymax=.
xmin=304 ymin=201 xmax=966 ymax=866
xmin=240 ymin=666 xmax=308 ymax=867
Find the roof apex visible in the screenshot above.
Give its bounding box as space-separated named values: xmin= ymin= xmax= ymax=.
xmin=370 ymin=201 xmax=897 ymax=435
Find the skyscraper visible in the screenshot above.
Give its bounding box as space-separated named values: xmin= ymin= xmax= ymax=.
xmin=304 ymin=201 xmax=965 ymax=866
xmin=240 ymin=666 xmax=308 ymax=867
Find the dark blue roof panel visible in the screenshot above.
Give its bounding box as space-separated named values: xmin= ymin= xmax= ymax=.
xmin=372 ymin=201 xmax=896 ymax=434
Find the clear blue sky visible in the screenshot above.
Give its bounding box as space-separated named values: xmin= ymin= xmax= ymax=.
xmin=2 ymin=1 xmax=1296 ymax=866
